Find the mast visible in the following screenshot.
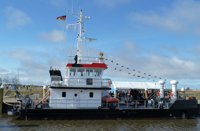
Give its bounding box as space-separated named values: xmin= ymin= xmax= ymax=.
xmin=67 ymin=10 xmax=96 ymax=64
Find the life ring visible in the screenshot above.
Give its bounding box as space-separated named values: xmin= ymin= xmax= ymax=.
xmin=170 ymin=92 xmax=173 ymax=98
xmin=157 ymin=91 xmax=160 ymax=97
xmin=108 ymin=80 xmax=112 ymax=86
xmin=42 ymin=99 xmax=45 ymax=103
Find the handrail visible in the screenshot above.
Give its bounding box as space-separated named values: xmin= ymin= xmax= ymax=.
xmin=67 ymin=56 xmax=105 ymax=64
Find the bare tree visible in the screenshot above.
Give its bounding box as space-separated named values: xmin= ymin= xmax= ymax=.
xmin=3 ymin=74 xmax=10 ymax=85
xmin=12 ymin=76 xmax=19 ymax=85
xmin=0 ymin=77 xmax=2 ymax=86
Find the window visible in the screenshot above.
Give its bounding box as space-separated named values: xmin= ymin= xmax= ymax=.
xmin=74 ymin=93 xmax=77 ymax=97
xmin=62 ymin=92 xmax=66 ymax=97
xmin=77 ymin=69 xmax=84 ymax=76
xmin=86 ymin=69 xmax=93 ymax=76
xmin=89 ymin=92 xmax=93 ymax=98
xmin=94 ymin=69 xmax=102 ymax=77
xmin=70 ymin=69 xmax=76 ymax=76
xmin=86 ymin=78 xmax=93 ymax=85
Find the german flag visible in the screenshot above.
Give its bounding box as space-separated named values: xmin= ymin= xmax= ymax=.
xmin=57 ymin=15 xmax=66 ymax=21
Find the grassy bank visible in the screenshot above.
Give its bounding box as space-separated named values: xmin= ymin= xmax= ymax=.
xmin=4 ymin=89 xmax=43 ymax=98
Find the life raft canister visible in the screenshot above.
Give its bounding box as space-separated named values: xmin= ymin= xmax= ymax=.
xmin=157 ymin=91 xmax=160 ymax=97
xmin=170 ymin=92 xmax=173 ymax=98
xmin=108 ymin=80 xmax=112 ymax=86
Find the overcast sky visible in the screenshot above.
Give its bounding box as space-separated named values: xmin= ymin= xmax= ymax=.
xmin=1 ymin=0 xmax=200 ymax=89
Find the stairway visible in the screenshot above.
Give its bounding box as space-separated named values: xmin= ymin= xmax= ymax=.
xmin=4 ymin=90 xmax=13 ymax=96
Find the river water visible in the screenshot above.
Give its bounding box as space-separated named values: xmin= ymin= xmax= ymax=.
xmin=0 ymin=114 xmax=200 ymax=131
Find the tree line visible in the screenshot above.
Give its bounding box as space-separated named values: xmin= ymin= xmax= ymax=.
xmin=0 ymin=74 xmax=19 ymax=86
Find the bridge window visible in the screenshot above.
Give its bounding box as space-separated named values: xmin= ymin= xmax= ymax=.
xmin=77 ymin=69 xmax=84 ymax=76
xmin=86 ymin=69 xmax=93 ymax=76
xmin=86 ymin=78 xmax=93 ymax=85
xmin=89 ymin=92 xmax=93 ymax=98
xmin=70 ymin=69 xmax=76 ymax=76
xmin=62 ymin=92 xmax=66 ymax=97
xmin=94 ymin=69 xmax=102 ymax=77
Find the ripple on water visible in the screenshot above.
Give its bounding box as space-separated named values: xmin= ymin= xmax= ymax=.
xmin=1 ymin=114 xmax=200 ymax=131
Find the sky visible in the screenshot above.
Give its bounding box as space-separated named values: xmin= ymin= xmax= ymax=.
xmin=1 ymin=0 xmax=200 ymax=89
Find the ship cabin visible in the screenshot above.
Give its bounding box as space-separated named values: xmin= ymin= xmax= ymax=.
xmin=49 ymin=56 xmax=111 ymax=109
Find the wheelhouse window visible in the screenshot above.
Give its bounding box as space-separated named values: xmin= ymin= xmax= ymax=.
xmin=94 ymin=69 xmax=102 ymax=77
xmin=70 ymin=69 xmax=76 ymax=76
xmin=89 ymin=92 xmax=93 ymax=98
xmin=62 ymin=92 xmax=66 ymax=97
xmin=86 ymin=69 xmax=93 ymax=76
xmin=86 ymin=78 xmax=93 ymax=85
xmin=77 ymin=69 xmax=84 ymax=76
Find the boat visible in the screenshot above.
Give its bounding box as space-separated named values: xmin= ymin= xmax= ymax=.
xmin=9 ymin=10 xmax=199 ymax=120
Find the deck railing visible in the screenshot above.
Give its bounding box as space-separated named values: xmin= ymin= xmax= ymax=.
xmin=67 ymin=56 xmax=105 ymax=64
xmin=51 ymin=78 xmax=112 ymax=88
xmin=24 ymin=98 xmax=176 ymax=110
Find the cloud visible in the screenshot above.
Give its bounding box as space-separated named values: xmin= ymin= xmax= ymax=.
xmin=5 ymin=6 xmax=31 ymax=28
xmin=9 ymin=48 xmax=33 ymax=63
xmin=39 ymin=29 xmax=67 ymax=44
xmin=129 ymin=0 xmax=200 ymax=33
xmin=94 ymin=0 xmax=131 ymax=8
xmin=122 ymin=40 xmax=143 ymax=53
xmin=0 ymin=68 xmax=10 ymax=75
xmin=104 ymin=40 xmax=200 ymax=81
xmin=50 ymin=0 xmax=68 ymax=8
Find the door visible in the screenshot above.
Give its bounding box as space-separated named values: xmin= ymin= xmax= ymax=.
xmin=73 ymin=91 xmax=80 ymax=108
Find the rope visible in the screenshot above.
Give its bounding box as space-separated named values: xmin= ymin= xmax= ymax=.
xmin=3 ymin=102 xmax=21 ymax=107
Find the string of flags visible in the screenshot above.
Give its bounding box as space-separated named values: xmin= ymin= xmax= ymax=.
xmin=105 ymin=59 xmax=166 ymax=82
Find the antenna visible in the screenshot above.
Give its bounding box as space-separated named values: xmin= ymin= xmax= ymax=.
xmin=67 ymin=10 xmax=95 ymax=64
xmin=72 ymin=0 xmax=73 ymax=13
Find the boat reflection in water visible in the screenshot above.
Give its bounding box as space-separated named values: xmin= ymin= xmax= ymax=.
xmin=1 ymin=114 xmax=200 ymax=131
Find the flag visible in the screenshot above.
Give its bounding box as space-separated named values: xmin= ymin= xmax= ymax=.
xmin=127 ymin=68 xmax=129 ymax=69
xmin=66 ymin=24 xmax=77 ymax=30
xmin=119 ymin=70 xmax=122 ymax=71
xmin=114 ymin=68 xmax=116 ymax=70
xmin=57 ymin=15 xmax=66 ymax=21
xmin=116 ymin=63 xmax=119 ymax=65
xmin=138 ymin=75 xmax=140 ymax=77
xmin=105 ymin=59 xmax=108 ymax=61
xmin=154 ymin=76 xmax=156 ymax=78
xmin=133 ymin=74 xmax=136 ymax=76
xmin=138 ymin=71 xmax=140 ymax=73
xmin=142 ymin=77 xmax=145 ymax=78
xmin=153 ymin=79 xmax=155 ymax=81
xmin=133 ymin=69 xmax=135 ymax=71
xmin=128 ymin=73 xmax=131 ymax=74
xmin=144 ymin=73 xmax=146 ymax=75
xmin=148 ymin=74 xmax=151 ymax=76
xmin=111 ymin=61 xmax=113 ymax=63
xmin=121 ymin=65 xmax=124 ymax=67
xmin=159 ymin=78 xmax=161 ymax=79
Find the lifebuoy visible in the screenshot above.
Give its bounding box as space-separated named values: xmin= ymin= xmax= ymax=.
xmin=170 ymin=92 xmax=173 ymax=98
xmin=157 ymin=91 xmax=160 ymax=97
xmin=108 ymin=80 xmax=112 ymax=86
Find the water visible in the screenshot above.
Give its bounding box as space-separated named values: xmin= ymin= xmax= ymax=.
xmin=0 ymin=114 xmax=200 ymax=131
